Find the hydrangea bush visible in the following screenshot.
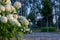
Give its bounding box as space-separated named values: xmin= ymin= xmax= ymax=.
xmin=0 ymin=0 xmax=32 ymax=40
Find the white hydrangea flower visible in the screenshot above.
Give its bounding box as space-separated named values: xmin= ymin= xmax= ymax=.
xmin=21 ymin=29 xmax=23 ymax=31
xmin=13 ymin=10 xmax=17 ymax=13
xmin=5 ymin=0 xmax=11 ymax=5
xmin=0 ymin=5 xmax=5 ymax=12
xmin=9 ymin=19 xmax=21 ymax=27
xmin=0 ymin=15 xmax=1 ymax=17
xmin=0 ymin=16 xmax=8 ymax=23
xmin=5 ymin=4 xmax=12 ymax=12
xmin=19 ymin=16 xmax=29 ymax=26
xmin=6 ymin=14 xmax=13 ymax=19
xmin=25 ymin=28 xmax=30 ymax=31
xmin=11 ymin=6 xmax=15 ymax=11
xmin=14 ymin=2 xmax=21 ymax=9
xmin=11 ymin=6 xmax=17 ymax=13
xmin=13 ymin=14 xmax=18 ymax=19
xmin=0 ymin=15 xmax=1 ymax=20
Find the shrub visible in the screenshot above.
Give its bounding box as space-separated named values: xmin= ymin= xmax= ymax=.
xmin=48 ymin=27 xmax=56 ymax=32
xmin=41 ymin=27 xmax=56 ymax=32
xmin=41 ymin=27 xmax=47 ymax=32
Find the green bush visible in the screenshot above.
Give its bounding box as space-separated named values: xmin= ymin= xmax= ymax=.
xmin=41 ymin=27 xmax=56 ymax=32
xmin=41 ymin=27 xmax=47 ymax=32
xmin=48 ymin=27 xmax=56 ymax=32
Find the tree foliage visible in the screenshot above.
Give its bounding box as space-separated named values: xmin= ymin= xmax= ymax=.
xmin=41 ymin=0 xmax=53 ymax=18
xmin=27 ymin=13 xmax=35 ymax=23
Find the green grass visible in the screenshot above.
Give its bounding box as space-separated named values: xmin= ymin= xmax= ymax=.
xmin=31 ymin=28 xmax=41 ymax=32
xmin=31 ymin=27 xmax=60 ymax=32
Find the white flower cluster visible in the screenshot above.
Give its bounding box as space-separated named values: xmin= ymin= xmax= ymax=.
xmin=19 ymin=16 xmax=29 ymax=26
xmin=18 ymin=16 xmax=31 ymax=32
xmin=0 ymin=0 xmax=32 ymax=34
xmin=5 ymin=0 xmax=11 ymax=5
xmin=14 ymin=2 xmax=21 ymax=9
xmin=0 ymin=14 xmax=30 ymax=32
xmin=0 ymin=15 xmax=1 ymax=17
xmin=0 ymin=0 xmax=21 ymax=14
xmin=9 ymin=19 xmax=21 ymax=27
xmin=0 ymin=16 xmax=7 ymax=23
xmin=0 ymin=5 xmax=5 ymax=12
xmin=0 ymin=14 xmax=21 ymax=27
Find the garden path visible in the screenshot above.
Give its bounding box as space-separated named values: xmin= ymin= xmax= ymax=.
xmin=23 ymin=32 xmax=60 ymax=40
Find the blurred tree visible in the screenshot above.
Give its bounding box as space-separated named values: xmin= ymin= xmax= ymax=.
xmin=27 ymin=12 xmax=35 ymax=23
xmin=41 ymin=0 xmax=53 ymax=30
xmin=27 ymin=0 xmax=42 ymax=22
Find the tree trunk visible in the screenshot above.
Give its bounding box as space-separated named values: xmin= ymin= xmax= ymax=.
xmin=47 ymin=18 xmax=48 ymax=32
xmin=56 ymin=16 xmax=59 ymax=31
